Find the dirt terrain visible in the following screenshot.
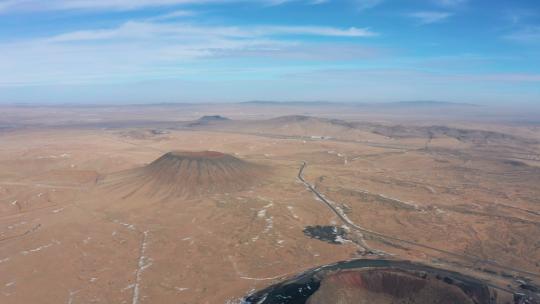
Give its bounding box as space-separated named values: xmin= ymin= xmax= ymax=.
xmin=0 ymin=103 xmax=539 ymax=303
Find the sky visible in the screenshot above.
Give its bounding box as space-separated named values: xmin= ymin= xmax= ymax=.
xmin=0 ymin=0 xmax=539 ymax=105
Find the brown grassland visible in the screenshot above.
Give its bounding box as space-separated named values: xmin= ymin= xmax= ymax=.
xmin=0 ymin=103 xmax=539 ymax=303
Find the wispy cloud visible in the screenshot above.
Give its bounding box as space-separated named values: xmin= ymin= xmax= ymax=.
xmin=409 ymin=11 xmax=452 ymax=24
xmin=353 ymin=0 xmax=383 ymax=11
xmin=47 ymin=21 xmax=377 ymax=43
xmin=433 ymin=0 xmax=468 ymax=7
xmin=257 ymin=25 xmax=377 ymax=37
xmin=147 ymin=10 xmax=196 ymax=21
xmin=504 ymin=9 xmax=537 ymax=25
xmin=280 ymin=67 xmax=540 ymax=105
xmin=0 ymin=20 xmax=377 ymax=86
xmin=504 ymin=26 xmax=540 ymax=43
xmin=261 ymin=0 xmax=330 ymax=6
xmin=310 ymin=0 xmax=329 ymax=4
xmin=289 ymin=68 xmax=540 ymax=83
xmin=0 ymin=0 xmax=224 ymax=12
xmin=0 ymin=0 xmax=332 ymax=13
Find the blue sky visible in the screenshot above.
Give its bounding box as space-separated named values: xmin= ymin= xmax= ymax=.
xmin=0 ymin=0 xmax=539 ymax=104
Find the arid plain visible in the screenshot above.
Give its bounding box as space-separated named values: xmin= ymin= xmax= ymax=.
xmin=0 ymin=102 xmax=539 ymax=303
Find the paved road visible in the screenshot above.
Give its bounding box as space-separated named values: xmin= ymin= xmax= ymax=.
xmin=297 ymin=161 xmax=539 ymax=279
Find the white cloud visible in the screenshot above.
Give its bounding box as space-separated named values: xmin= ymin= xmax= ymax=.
xmin=262 ymin=0 xmax=329 ymax=5
xmin=0 ymin=0 xmax=226 ymax=12
xmin=504 ymin=26 xmax=540 ymax=43
xmin=291 ymin=68 xmax=540 ymax=83
xmin=409 ymin=11 xmax=452 ymax=24
xmin=254 ymin=25 xmax=377 ymax=37
xmin=353 ymin=0 xmax=383 ymax=11
xmin=147 ymin=10 xmax=196 ymax=21
xmin=0 ymin=0 xmax=332 ymax=12
xmin=0 ymin=20 xmax=377 ymax=86
xmin=433 ymin=0 xmax=468 ymax=7
xmin=310 ymin=0 xmax=329 ymax=4
xmin=46 ymin=21 xmax=376 ymax=44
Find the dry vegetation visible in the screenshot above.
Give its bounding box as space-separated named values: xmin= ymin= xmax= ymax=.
xmin=0 ymin=103 xmax=538 ymax=303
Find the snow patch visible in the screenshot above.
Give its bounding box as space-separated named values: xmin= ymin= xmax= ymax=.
xmin=21 ymin=242 xmax=54 ymax=255
xmin=52 ymin=208 xmax=64 ymax=213
xmin=122 ymin=284 xmax=135 ymax=292
xmin=287 ymin=206 xmax=300 ymax=219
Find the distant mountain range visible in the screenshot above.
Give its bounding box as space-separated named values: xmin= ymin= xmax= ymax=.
xmin=4 ymin=100 xmax=479 ymax=108
xmin=240 ymin=100 xmax=479 ymax=107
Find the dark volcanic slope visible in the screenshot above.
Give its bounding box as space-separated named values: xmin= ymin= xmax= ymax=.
xmin=186 ymin=115 xmax=231 ymax=127
xmin=100 ymin=151 xmax=264 ymax=199
xmin=243 ymin=259 xmax=532 ymax=304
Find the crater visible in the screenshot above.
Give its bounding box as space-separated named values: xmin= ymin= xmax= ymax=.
xmin=242 ymin=259 xmax=526 ymax=304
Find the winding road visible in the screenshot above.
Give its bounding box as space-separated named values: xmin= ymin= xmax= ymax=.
xmin=297 ymin=161 xmax=539 ymax=279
